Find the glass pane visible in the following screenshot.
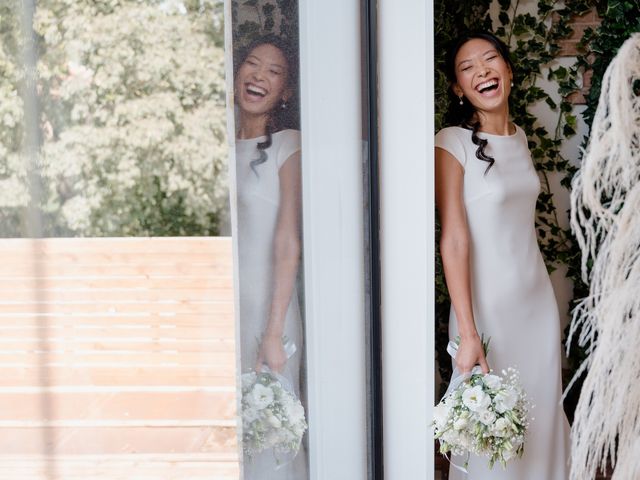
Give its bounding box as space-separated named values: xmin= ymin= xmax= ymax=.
xmin=2 ymin=1 xmax=234 ymax=477
xmin=227 ymin=1 xmax=309 ymax=477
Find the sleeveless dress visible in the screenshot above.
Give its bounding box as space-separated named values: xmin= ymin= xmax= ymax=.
xmin=435 ymin=125 xmax=570 ymax=479
xmin=235 ymin=129 xmax=307 ymax=479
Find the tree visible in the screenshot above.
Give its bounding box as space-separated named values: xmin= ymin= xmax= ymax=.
xmin=0 ymin=0 xmax=229 ymax=237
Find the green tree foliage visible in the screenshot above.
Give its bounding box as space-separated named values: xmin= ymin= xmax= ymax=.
xmin=0 ymin=0 xmax=228 ymax=237
xmin=0 ymin=2 xmax=26 ymax=235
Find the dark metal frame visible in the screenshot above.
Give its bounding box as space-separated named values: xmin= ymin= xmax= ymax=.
xmin=361 ymin=0 xmax=383 ymax=478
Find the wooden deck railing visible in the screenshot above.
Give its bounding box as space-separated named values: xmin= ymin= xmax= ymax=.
xmin=0 ymin=237 xmax=239 ymax=479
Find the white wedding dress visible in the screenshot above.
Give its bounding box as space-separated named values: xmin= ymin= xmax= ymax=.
xmin=235 ymin=129 xmax=307 ymax=479
xmin=436 ymin=125 xmax=570 ymax=479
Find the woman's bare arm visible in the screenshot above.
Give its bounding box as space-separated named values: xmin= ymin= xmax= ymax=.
xmin=257 ymin=151 xmax=302 ymax=372
xmin=435 ymin=147 xmax=489 ymax=374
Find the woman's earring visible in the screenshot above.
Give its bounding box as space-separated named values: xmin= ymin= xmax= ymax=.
xmin=281 ymin=100 xmax=288 ymax=110
xmin=458 ymin=96 xmax=464 ymax=105
xmin=510 ymin=80 xmax=514 ymax=87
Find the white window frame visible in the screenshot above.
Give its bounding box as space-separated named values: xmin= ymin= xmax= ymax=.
xmin=379 ymin=1 xmax=435 ymax=478
xmin=299 ymin=0 xmax=369 ymax=478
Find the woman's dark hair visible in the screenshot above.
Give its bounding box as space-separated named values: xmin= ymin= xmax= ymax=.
xmin=234 ymin=34 xmax=299 ymax=176
xmin=444 ymin=31 xmax=514 ymax=174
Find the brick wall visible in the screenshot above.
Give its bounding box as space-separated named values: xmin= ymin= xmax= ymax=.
xmin=555 ymin=7 xmax=602 ymax=104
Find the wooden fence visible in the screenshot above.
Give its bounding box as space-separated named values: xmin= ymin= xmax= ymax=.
xmin=0 ymin=237 xmax=239 ymax=479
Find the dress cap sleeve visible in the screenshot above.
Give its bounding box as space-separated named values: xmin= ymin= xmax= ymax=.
xmin=275 ymin=129 xmax=302 ymax=169
xmin=435 ymin=127 xmax=467 ymax=168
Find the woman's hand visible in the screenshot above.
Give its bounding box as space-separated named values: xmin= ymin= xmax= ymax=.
xmin=455 ymin=334 xmax=490 ymax=375
xmin=256 ymin=334 xmax=287 ymax=373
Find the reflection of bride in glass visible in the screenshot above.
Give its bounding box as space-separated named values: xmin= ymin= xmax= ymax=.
xmin=233 ymin=35 xmax=307 ymax=479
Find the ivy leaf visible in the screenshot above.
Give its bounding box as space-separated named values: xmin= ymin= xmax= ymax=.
xmin=546 ymin=96 xmax=558 ymax=109
xmin=499 ymin=11 xmax=510 ymax=26
xmin=565 ymin=114 xmax=577 ymax=128
xmin=563 ymin=124 xmax=576 ymax=137
xmin=512 ymin=22 xmax=529 ymax=37
xmin=560 ymin=101 xmax=573 ymax=113
xmin=554 ymin=66 xmax=568 ymax=80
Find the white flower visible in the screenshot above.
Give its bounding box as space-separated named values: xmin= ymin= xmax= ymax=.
xmin=483 ymin=374 xmax=502 ymax=390
xmin=494 ymin=388 xmax=518 ymax=413
xmin=441 ymin=429 xmax=459 ymax=445
xmin=243 ymin=406 xmax=259 ymax=423
xmin=242 ymin=372 xmax=257 ymax=390
xmin=433 ymin=402 xmax=452 ymax=428
xmin=453 ymin=416 xmax=468 ymax=431
xmin=457 ymin=432 xmax=473 ymax=449
xmin=477 ymin=409 xmax=497 ymax=426
xmin=491 ymin=417 xmax=512 ymax=437
xmin=462 ymin=385 xmax=491 ymax=412
xmin=266 ymin=412 xmax=282 ymax=429
xmin=248 ymin=383 xmax=274 ymax=410
xmin=287 ymin=402 xmax=306 ymax=425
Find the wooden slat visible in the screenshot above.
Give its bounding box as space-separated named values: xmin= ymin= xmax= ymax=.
xmin=0 ymin=237 xmax=232 ymax=254
xmin=0 ymin=426 xmax=237 ymax=455
xmin=0 ymin=325 xmax=235 ymax=340
xmin=0 ymin=276 xmax=232 ymax=290
xmin=0 ymin=264 xmax=231 ymax=276
xmin=0 ymin=339 xmax=233 ymax=353
xmin=0 ymin=314 xmax=234 ymax=326
xmin=0 ymin=301 xmax=233 ymax=315
xmin=0 ymin=454 xmax=239 ymax=480
xmin=0 ymin=288 xmax=233 ymax=302
xmin=0 ymin=368 xmax=236 ymax=387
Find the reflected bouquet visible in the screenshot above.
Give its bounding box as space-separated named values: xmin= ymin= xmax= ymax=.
xmin=432 ymin=338 xmax=532 ymax=470
xmin=241 ymin=370 xmax=307 ymax=460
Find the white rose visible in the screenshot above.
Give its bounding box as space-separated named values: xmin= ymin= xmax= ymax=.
xmin=491 ymin=417 xmax=512 ymax=437
xmin=242 ymin=406 xmax=259 ymax=423
xmin=453 ymin=416 xmax=468 ymax=431
xmin=266 ymin=412 xmax=282 ymax=428
xmin=286 ymin=402 xmax=306 ymax=426
xmin=433 ymin=402 xmax=452 ymax=429
xmin=441 ymin=429 xmax=459 ymax=445
xmin=494 ymin=388 xmax=518 ymax=413
xmin=462 ymin=385 xmax=491 ymax=412
xmin=458 ymin=432 xmax=472 ymax=450
xmin=477 ymin=409 xmax=497 ymax=426
xmin=248 ymin=383 xmax=274 ymax=410
xmin=483 ymin=374 xmax=502 ymax=390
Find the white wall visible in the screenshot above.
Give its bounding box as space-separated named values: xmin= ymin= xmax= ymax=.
xmin=489 ymin=0 xmax=590 ymax=333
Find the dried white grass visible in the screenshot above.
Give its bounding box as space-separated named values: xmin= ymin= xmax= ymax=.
xmin=567 ymin=33 xmax=640 ymax=480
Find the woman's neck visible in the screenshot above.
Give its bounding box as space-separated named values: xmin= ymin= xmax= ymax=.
xmin=476 ymin=108 xmax=513 ymax=136
xmin=237 ymin=112 xmax=268 ymax=139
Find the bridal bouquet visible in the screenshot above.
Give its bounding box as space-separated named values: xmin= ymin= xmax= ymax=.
xmin=432 ymin=338 xmax=531 ymax=469
xmin=241 ymin=370 xmax=308 ymax=460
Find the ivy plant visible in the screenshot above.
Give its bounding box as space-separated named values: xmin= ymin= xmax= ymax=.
xmin=231 ymin=0 xmax=298 ymax=50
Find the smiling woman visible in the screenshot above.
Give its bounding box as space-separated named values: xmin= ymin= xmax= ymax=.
xmin=230 ymin=30 xmax=307 ymax=479
xmin=434 ymin=31 xmax=571 ymax=479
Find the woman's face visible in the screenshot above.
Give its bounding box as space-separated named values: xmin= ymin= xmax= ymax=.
xmin=235 ymin=43 xmax=290 ymax=118
xmin=452 ymin=38 xmax=512 ymax=114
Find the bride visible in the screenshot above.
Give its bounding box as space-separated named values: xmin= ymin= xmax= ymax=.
xmin=434 ymin=31 xmax=570 ymax=479
xmin=233 ymin=35 xmax=307 ymax=479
